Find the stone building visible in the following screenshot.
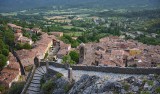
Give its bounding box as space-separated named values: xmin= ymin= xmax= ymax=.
xmin=79 ymin=43 xmax=86 ymax=64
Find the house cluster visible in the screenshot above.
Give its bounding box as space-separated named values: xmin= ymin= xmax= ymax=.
xmin=0 ymin=53 xmax=20 ymax=88
xmin=8 ymin=23 xmax=43 ymax=45
xmin=0 ymin=23 xmax=69 ymax=89
xmin=16 ymin=32 xmax=56 ymax=67
xmin=0 ymin=32 xmax=59 ymax=89
xmin=47 ymin=32 xmax=71 ymax=59
xmin=57 ymin=41 xmax=71 ymax=59
xmin=7 ymin=23 xmax=70 ymax=67
xmin=14 ymin=32 xmax=33 ymax=45
xmin=78 ymin=36 xmax=160 ymax=67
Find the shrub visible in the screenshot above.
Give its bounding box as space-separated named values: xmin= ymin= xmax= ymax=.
xmin=70 ymin=60 xmax=76 ymax=65
xmin=40 ymin=76 xmax=45 ymax=88
xmin=44 ymin=53 xmax=48 ymax=59
xmin=24 ymin=65 xmax=33 ymax=72
xmin=23 ymin=43 xmax=32 ymax=49
xmin=42 ymin=80 xmax=55 ymax=94
xmin=147 ymin=80 xmax=153 ymax=86
xmin=62 ymin=55 xmax=71 ymax=64
xmin=56 ymin=73 xmax=63 ymax=79
xmin=64 ymin=84 xmax=71 ymax=93
xmin=155 ymin=87 xmax=160 ymax=93
xmin=8 ymin=82 xmax=25 ymax=94
xmin=140 ymin=91 xmax=150 ymax=94
xmin=16 ymin=43 xmax=23 ymax=50
xmin=16 ymin=43 xmax=32 ymax=50
xmin=0 ymin=85 xmax=6 ymax=93
xmin=123 ymin=83 xmax=130 ymax=91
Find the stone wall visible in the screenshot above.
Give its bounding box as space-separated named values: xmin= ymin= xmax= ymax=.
xmin=21 ymin=66 xmax=36 ymax=94
xmin=45 ymin=62 xmax=160 ymax=75
xmin=71 ymin=66 xmax=160 ymax=75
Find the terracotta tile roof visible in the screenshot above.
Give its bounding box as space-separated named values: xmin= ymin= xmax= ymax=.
xmin=18 ymin=36 xmax=32 ymax=43
xmin=60 ymin=41 xmax=71 ymax=50
xmin=101 ymin=60 xmax=117 ymax=66
xmin=0 ymin=53 xmax=20 ymax=88
xmin=14 ymin=33 xmax=23 ymax=40
xmin=16 ymin=33 xmax=56 ymax=66
xmin=8 ymin=53 xmax=20 ymax=70
xmin=15 ymin=29 xmax=22 ymax=33
xmin=0 ymin=68 xmax=19 ymax=88
xmin=111 ymin=50 xmax=126 ymax=56
xmin=57 ymin=49 xmax=68 ymax=57
xmin=16 ymin=49 xmax=36 ymax=67
xmin=7 ymin=23 xmax=22 ymax=29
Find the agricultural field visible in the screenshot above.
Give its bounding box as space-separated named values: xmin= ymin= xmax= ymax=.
xmin=62 ymin=26 xmax=85 ymax=31
xmin=64 ymin=32 xmax=83 ymax=37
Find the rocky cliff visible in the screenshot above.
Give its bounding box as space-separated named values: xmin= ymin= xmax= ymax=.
xmin=40 ymin=73 xmax=160 ymax=94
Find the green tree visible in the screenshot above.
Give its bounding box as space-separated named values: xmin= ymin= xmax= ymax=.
xmin=23 ymin=31 xmax=30 ymax=38
xmin=31 ymin=34 xmax=39 ymax=42
xmin=62 ymin=55 xmax=71 ymax=64
xmin=16 ymin=43 xmax=23 ymax=50
xmin=2 ymin=49 xmax=9 ymax=56
xmin=23 ymin=43 xmax=32 ymax=49
xmin=70 ymin=60 xmax=76 ymax=65
xmin=71 ymin=40 xmax=79 ymax=48
xmin=0 ymin=39 xmax=5 ymax=50
xmin=4 ymin=30 xmax=15 ymax=46
xmin=0 ymin=54 xmax=7 ymax=70
xmin=69 ymin=51 xmax=79 ymax=63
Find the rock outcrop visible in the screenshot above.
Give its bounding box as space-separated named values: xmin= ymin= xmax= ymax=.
xmin=40 ymin=74 xmax=160 ymax=94
xmin=68 ymin=74 xmax=160 ymax=94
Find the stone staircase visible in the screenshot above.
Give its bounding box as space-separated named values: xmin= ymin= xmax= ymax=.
xmin=26 ymin=66 xmax=46 ymax=94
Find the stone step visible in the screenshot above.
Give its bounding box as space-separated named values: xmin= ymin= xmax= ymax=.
xmin=26 ymin=90 xmax=39 ymax=94
xmin=36 ymin=68 xmax=46 ymax=73
xmin=39 ymin=67 xmax=46 ymax=73
xmin=33 ymin=76 xmax=42 ymax=80
xmin=27 ymin=87 xmax=40 ymax=92
xmin=29 ymin=83 xmax=40 ymax=88
xmin=31 ymin=80 xmax=40 ymax=84
xmin=33 ymin=75 xmax=42 ymax=78
xmin=34 ymin=72 xmax=44 ymax=76
xmin=35 ymin=71 xmax=45 ymax=75
xmin=40 ymin=66 xmax=46 ymax=72
xmin=28 ymin=86 xmax=40 ymax=90
xmin=29 ymin=86 xmax=40 ymax=90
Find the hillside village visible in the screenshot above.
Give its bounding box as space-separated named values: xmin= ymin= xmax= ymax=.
xmin=78 ymin=36 xmax=160 ymax=67
xmin=0 ymin=23 xmax=71 ymax=90
xmin=1 ymin=0 xmax=160 ymax=94
xmin=0 ymin=22 xmax=160 ymax=92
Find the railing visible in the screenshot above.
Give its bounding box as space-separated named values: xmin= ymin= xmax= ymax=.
xmin=21 ymin=65 xmax=36 ymax=94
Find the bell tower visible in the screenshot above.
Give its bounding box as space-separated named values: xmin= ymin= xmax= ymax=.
xmin=79 ymin=43 xmax=86 ymax=64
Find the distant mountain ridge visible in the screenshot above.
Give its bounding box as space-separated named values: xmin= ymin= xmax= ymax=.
xmin=0 ymin=0 xmax=160 ymax=12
